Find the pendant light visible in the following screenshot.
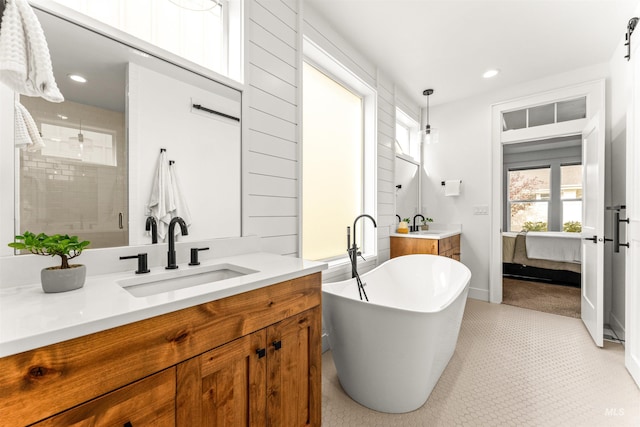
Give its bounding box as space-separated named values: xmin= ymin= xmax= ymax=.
xmin=422 ymin=89 xmax=438 ymax=144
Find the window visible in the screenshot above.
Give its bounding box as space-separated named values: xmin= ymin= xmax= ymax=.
xmin=302 ymin=59 xmax=375 ymax=262
xmin=561 ymin=164 xmax=583 ymax=231
xmin=502 ymin=97 xmax=587 ymax=131
xmin=51 ymin=0 xmax=238 ymax=79
xmin=40 ymin=123 xmax=116 ymax=166
xmin=506 ymin=162 xmax=583 ymax=232
xmin=508 ymin=167 xmax=550 ymax=232
xmin=395 ymin=108 xmax=420 ymax=162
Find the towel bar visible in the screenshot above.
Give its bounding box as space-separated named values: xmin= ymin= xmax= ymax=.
xmin=192 ymin=104 xmax=240 ymax=122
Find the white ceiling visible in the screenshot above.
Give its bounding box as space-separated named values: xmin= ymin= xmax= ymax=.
xmin=305 ymin=0 xmax=640 ymax=107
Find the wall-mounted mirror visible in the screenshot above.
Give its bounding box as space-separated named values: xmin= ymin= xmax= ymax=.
xmin=7 ymin=5 xmax=242 ymax=251
xmin=395 ymin=108 xmax=421 ymax=220
xmin=395 ymin=156 xmax=419 ymax=219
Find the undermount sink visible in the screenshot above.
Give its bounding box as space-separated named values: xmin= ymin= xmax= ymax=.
xmin=412 ymin=230 xmax=442 ymax=235
xmin=118 ymin=263 xmax=258 ymax=297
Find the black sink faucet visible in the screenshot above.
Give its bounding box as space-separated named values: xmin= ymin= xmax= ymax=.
xmin=413 ymin=214 xmax=425 ymax=232
xmin=145 ymin=216 xmax=158 ymax=244
xmin=166 ymin=217 xmax=188 ymax=269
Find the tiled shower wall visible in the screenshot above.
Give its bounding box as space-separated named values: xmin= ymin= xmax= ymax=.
xmin=18 ymin=97 xmax=127 ymax=248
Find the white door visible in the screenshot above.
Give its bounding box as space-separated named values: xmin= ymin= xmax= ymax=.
xmin=626 ymin=33 xmax=640 ymax=386
xmin=581 ymin=114 xmax=605 ymax=347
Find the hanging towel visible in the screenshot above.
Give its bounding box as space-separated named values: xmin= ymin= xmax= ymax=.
xmin=444 ymin=180 xmax=461 ymax=196
xmin=146 ymin=151 xmax=175 ymax=241
xmin=14 ymin=100 xmax=44 ymax=150
xmin=0 ymin=0 xmax=64 ymax=102
xmin=169 ymin=162 xmax=192 ymax=236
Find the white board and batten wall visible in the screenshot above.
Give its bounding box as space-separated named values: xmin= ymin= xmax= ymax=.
xmin=244 ymin=0 xmax=422 ymax=276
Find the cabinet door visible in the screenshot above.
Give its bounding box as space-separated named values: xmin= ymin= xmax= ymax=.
xmin=266 ymin=307 xmax=321 ymax=427
xmin=34 ymin=368 xmax=176 ymax=427
xmin=390 ymin=237 xmax=438 ymax=258
xmin=176 ymin=331 xmax=267 ymax=427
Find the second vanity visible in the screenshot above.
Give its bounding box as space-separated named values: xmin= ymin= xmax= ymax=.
xmin=0 ymin=237 xmax=326 ymax=426
xmin=390 ymin=224 xmax=461 ymax=260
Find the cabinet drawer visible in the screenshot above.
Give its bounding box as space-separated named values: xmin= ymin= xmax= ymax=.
xmin=34 ymin=368 xmax=176 ymax=426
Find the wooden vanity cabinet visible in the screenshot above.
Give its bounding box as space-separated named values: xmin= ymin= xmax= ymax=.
xmin=32 ymin=368 xmax=176 ymax=426
xmin=176 ymin=307 xmax=320 ymax=427
xmin=390 ymin=234 xmax=461 ymax=260
xmin=0 ymin=273 xmax=321 ymax=427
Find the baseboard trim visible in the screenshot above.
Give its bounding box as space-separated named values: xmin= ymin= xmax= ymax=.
xmin=468 ymin=286 xmax=489 ymax=302
xmin=610 ymin=312 xmax=625 ymax=341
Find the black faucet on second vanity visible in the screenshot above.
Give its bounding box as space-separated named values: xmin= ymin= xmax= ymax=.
xmin=412 ymin=214 xmax=425 ymax=232
xmin=166 ymin=217 xmax=188 ymax=269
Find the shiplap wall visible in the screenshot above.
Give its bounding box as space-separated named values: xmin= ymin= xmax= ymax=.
xmin=243 ymin=0 xmax=301 ymax=256
xmin=244 ymin=0 xmax=421 ymax=275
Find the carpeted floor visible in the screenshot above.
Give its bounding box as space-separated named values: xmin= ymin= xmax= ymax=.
xmin=502 ymin=277 xmax=580 ymax=318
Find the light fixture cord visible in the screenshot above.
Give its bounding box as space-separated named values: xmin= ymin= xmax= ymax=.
xmin=427 ymin=93 xmax=430 ymax=129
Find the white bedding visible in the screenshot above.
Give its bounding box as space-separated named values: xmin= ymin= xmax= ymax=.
xmin=524 ymin=232 xmax=581 ymax=263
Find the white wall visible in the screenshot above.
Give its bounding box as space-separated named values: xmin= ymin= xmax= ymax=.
xmin=422 ymin=63 xmax=610 ymax=300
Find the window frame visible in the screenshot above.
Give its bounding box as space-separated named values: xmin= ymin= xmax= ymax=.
xmin=302 ymin=37 xmax=377 ymax=265
xmin=503 ymin=141 xmax=582 ymax=232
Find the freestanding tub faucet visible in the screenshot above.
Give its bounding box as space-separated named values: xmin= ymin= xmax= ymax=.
xmin=166 ymin=217 xmax=188 ymax=269
xmin=348 ymin=214 xmax=377 ymax=276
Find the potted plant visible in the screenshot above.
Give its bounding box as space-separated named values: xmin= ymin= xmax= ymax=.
xmin=397 ymin=218 xmax=410 ymax=234
xmin=421 ymin=217 xmax=434 ymax=231
xmin=8 ymin=231 xmax=90 ymax=293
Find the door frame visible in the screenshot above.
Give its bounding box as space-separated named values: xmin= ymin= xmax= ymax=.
xmin=490 ymin=80 xmax=606 ymax=303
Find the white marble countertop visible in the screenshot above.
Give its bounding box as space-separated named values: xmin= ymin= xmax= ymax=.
xmin=0 ymin=252 xmax=327 ymax=358
xmin=391 ymin=223 xmax=461 ymax=240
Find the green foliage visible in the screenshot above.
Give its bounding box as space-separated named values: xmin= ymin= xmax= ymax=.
xmin=8 ymin=231 xmax=90 ymax=269
xmin=563 ymin=221 xmax=582 ymax=233
xmin=521 ymin=221 xmax=547 ymax=232
xmin=422 ymin=217 xmax=434 ymax=223
xmin=402 ymin=218 xmax=410 ymax=223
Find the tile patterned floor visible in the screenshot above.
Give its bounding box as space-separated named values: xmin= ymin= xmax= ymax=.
xmin=322 ymin=299 xmax=640 ymax=426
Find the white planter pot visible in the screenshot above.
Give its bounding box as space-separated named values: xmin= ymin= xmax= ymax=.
xmin=40 ymin=264 xmax=86 ymax=293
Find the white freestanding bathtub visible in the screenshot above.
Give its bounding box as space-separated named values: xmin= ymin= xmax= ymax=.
xmin=322 ymin=254 xmax=471 ymax=413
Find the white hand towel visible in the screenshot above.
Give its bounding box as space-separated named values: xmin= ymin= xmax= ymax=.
xmin=146 ymin=151 xmax=175 ymax=241
xmin=444 ymin=180 xmax=461 ymax=196
xmin=169 ymin=162 xmax=192 ymax=236
xmin=0 ymin=0 xmax=64 ymax=102
xmin=14 ymin=100 xmax=44 ymax=150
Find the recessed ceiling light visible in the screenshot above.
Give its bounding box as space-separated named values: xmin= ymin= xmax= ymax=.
xmin=68 ymin=74 xmax=87 ymax=83
xmin=483 ymin=69 xmax=500 ymax=79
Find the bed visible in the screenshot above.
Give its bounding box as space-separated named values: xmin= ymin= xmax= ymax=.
xmin=502 ymin=232 xmax=581 ymax=286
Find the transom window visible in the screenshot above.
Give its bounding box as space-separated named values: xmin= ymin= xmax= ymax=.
xmin=50 ymin=0 xmax=236 ymax=78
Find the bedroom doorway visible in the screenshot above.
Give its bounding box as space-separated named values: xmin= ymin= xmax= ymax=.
xmin=501 ymin=136 xmax=583 ymax=318
xmin=490 ymin=79 xmax=606 ymax=346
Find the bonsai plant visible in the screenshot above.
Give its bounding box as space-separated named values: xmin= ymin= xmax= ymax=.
xmin=9 ymin=231 xmax=90 ymax=293
xmin=421 ymin=217 xmax=434 ymax=230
